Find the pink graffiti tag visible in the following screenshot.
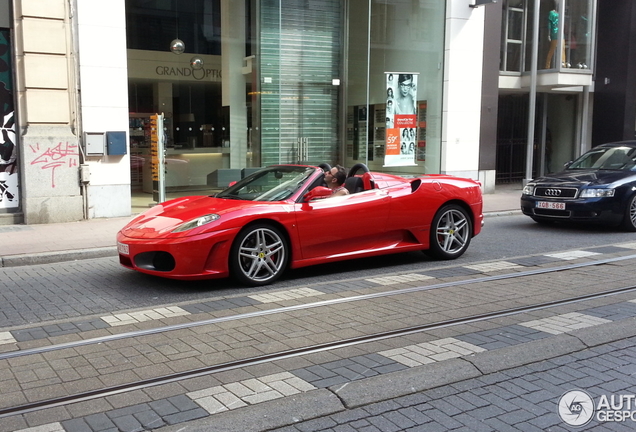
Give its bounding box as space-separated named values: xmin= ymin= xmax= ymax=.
xmin=30 ymin=142 xmax=79 ymax=188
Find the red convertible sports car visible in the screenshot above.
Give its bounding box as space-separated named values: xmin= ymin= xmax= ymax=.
xmin=117 ymin=164 xmax=483 ymax=286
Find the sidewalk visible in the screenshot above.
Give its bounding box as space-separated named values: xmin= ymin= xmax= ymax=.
xmin=0 ymin=186 xmax=522 ymax=266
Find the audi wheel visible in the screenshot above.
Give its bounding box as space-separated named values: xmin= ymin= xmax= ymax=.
xmin=621 ymin=194 xmax=636 ymax=232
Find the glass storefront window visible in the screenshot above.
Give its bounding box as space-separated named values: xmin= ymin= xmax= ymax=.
xmin=345 ymin=0 xmax=445 ymax=175
xmin=532 ymin=0 xmax=593 ymax=71
xmin=125 ymin=0 xmax=446 ymax=211
xmin=258 ymin=0 xmax=342 ymax=167
xmin=127 ymin=0 xmax=221 ymax=55
xmin=506 ymin=0 xmax=594 ymax=74
xmin=563 ymin=0 xmax=592 ymax=69
xmin=126 ymin=0 xmax=249 ymax=211
xmin=501 ymin=0 xmax=526 ymax=72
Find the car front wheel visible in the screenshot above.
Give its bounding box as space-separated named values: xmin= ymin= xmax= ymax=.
xmin=230 ymin=224 xmax=289 ymax=286
xmin=426 ymin=204 xmax=472 ymax=260
xmin=621 ymin=194 xmax=636 ymax=232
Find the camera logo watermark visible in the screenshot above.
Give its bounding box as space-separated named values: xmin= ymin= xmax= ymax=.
xmin=558 ymin=390 xmax=594 ymax=427
xmin=558 ymin=390 xmax=636 ymax=427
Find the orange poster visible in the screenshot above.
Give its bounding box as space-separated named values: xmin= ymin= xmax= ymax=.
xmin=385 ymin=128 xmax=400 ymax=155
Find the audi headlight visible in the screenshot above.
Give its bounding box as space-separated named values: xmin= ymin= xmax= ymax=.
xmin=522 ymin=184 xmax=535 ymax=195
xmin=579 ymin=188 xmax=615 ymax=198
xmin=172 ymin=214 xmax=220 ymax=232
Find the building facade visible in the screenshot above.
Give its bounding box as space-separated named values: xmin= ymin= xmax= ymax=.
xmin=2 ymin=0 xmax=618 ymax=226
xmin=492 ymin=0 xmax=596 ymax=185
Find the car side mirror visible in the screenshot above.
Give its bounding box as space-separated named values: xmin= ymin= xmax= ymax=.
xmin=303 ymin=186 xmax=331 ymax=202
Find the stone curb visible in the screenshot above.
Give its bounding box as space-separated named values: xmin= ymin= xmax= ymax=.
xmin=0 ymin=246 xmax=118 ymax=268
xmin=483 ymin=209 xmax=522 ymax=217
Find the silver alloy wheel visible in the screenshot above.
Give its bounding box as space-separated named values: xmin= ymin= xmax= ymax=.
xmin=630 ymin=196 xmax=636 ymax=228
xmin=236 ymin=226 xmax=286 ymax=284
xmin=435 ymin=208 xmax=470 ymax=254
xmin=624 ymin=194 xmax=636 ymax=232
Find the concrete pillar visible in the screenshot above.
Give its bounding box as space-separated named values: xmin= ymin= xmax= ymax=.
xmin=441 ymin=0 xmax=485 ymax=182
xmin=14 ymin=0 xmax=84 ymax=223
xmin=221 ymin=0 xmax=248 ymax=169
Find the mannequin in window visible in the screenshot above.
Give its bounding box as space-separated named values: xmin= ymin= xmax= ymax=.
xmin=545 ymin=1 xmax=568 ymax=69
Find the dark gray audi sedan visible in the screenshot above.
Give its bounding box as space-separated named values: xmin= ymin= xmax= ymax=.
xmin=521 ymin=141 xmax=636 ymax=231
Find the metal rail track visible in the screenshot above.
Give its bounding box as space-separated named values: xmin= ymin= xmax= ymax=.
xmin=2 ymin=254 xmax=636 ymax=419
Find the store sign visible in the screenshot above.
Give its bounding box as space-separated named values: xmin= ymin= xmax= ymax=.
xmin=384 ymin=72 xmax=419 ymax=167
xmin=155 ymin=65 xmax=222 ymax=81
xmin=127 ymin=49 xmax=223 ymax=83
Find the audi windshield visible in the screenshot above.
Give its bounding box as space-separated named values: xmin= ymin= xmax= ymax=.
xmin=568 ymin=146 xmax=636 ymax=171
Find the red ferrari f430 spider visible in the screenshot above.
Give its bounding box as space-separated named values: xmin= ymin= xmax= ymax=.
xmin=117 ymin=164 xmax=483 ymax=286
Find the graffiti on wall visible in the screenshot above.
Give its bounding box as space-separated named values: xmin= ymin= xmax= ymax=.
xmin=29 ymin=142 xmax=79 ymax=188
xmin=0 ymin=29 xmax=17 ymax=208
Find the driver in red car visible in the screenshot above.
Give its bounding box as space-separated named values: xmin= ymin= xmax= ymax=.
xmin=324 ymin=165 xmax=349 ymax=197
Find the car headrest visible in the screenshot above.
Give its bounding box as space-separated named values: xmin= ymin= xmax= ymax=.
xmin=344 ymin=176 xmax=364 ymax=194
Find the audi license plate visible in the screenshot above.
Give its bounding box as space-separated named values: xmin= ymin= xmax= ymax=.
xmin=117 ymin=242 xmax=129 ymax=255
xmin=537 ymin=201 xmax=565 ymax=210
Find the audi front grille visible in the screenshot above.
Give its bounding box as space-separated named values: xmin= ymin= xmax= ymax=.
xmin=534 ymin=187 xmax=578 ymax=199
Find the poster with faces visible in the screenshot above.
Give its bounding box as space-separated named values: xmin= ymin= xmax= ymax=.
xmin=384 ymin=72 xmax=418 ymax=167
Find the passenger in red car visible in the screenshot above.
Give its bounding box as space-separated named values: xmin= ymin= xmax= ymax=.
xmin=324 ymin=165 xmax=349 ymax=197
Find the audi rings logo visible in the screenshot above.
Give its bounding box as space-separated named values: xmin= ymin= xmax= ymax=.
xmin=545 ymin=188 xmax=562 ymax=196
xmin=558 ymin=390 xmax=595 ymax=427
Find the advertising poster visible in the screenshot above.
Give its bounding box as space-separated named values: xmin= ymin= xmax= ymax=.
xmin=384 ymin=72 xmax=418 ymax=167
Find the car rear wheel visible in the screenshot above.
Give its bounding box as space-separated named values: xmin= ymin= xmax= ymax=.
xmin=426 ymin=204 xmax=472 ymax=260
xmin=621 ymin=194 xmax=636 ymax=232
xmin=230 ymin=224 xmax=289 ymax=286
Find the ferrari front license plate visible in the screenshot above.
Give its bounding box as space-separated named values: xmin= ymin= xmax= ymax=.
xmin=117 ymin=242 xmax=129 ymax=255
xmin=537 ymin=201 xmax=565 ymax=210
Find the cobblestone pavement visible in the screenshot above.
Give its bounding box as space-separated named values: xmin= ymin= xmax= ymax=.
xmin=6 ymin=186 xmax=636 ymax=432
xmin=268 ymin=336 xmax=636 ymax=432
xmin=2 ymin=247 xmax=636 ymax=431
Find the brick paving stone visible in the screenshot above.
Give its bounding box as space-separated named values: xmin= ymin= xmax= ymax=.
xmin=162 ymin=407 xmax=208 ymax=425
xmin=453 ymin=413 xmax=493 ymax=431
xmin=61 ymin=418 xmax=92 ymax=432
xmin=105 ymin=403 xmax=150 ymax=419
xmin=133 ymin=410 xmax=165 ymax=429
xmin=294 ymin=418 xmax=338 ymax=432
xmin=148 ymin=399 xmax=179 ymax=417
xmin=331 ymin=425 xmax=358 ymax=432
xmin=382 ymin=410 xmax=417 ymax=430
xmin=110 ymin=414 xmax=142 ymax=432
xmin=362 ymin=400 xmax=403 ymax=417
xmin=313 ymin=376 xmax=349 ymax=388
xmin=83 ymin=412 xmax=116 ymax=431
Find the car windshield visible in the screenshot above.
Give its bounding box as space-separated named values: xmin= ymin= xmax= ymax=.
xmin=215 ymin=166 xmax=316 ymax=201
xmin=568 ymin=146 xmax=636 ymax=171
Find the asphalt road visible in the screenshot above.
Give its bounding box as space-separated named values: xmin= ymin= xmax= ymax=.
xmin=2 ymin=214 xmax=635 ymax=329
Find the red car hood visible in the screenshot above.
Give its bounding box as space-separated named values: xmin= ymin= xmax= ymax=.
xmin=120 ymin=196 xmax=267 ymax=239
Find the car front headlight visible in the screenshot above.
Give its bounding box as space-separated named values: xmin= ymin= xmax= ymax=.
xmin=172 ymin=214 xmax=221 ymax=233
xmin=522 ymin=184 xmax=535 ymax=195
xmin=579 ymin=188 xmax=615 ymax=198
